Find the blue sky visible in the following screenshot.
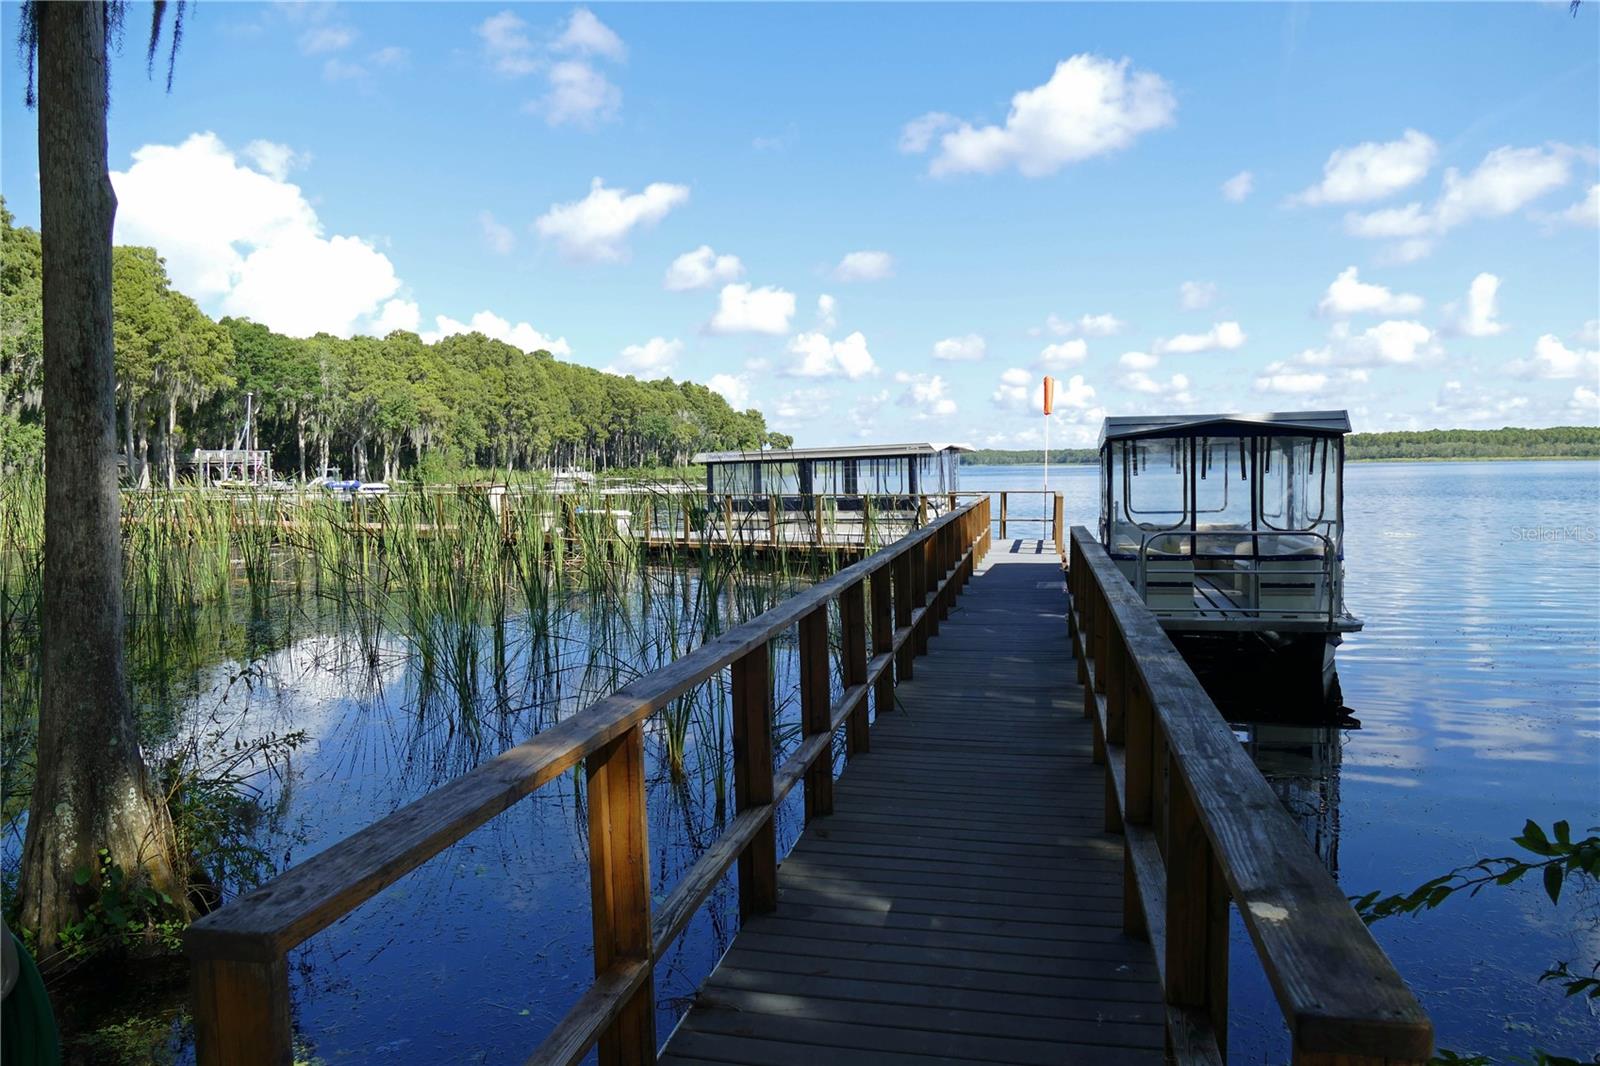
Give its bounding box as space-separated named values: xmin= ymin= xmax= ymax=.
xmin=3 ymin=1 xmax=1597 ymax=447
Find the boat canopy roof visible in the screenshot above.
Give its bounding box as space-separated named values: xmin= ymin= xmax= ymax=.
xmin=692 ymin=442 xmax=974 ymax=465
xmin=1097 ymin=410 xmax=1351 ymax=449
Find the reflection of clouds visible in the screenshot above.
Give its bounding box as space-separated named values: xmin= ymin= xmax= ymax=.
xmin=1339 ymin=771 xmax=1419 ymax=788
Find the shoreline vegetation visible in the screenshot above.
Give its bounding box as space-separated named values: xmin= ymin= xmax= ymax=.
xmin=960 ymin=426 xmax=1600 ymax=466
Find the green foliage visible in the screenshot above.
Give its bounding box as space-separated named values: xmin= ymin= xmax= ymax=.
xmin=1354 ymin=820 xmax=1600 ymax=1065
xmin=57 ymin=849 xmax=187 ymax=960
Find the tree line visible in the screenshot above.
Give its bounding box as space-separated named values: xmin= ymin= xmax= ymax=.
xmin=961 ymin=427 xmax=1600 ymax=467
xmin=1 ymin=200 xmax=784 ymax=484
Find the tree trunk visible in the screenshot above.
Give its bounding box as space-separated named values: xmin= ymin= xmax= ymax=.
xmin=121 ymin=391 xmax=135 ymax=485
xmin=296 ymin=408 xmax=306 ymax=482
xmin=18 ymin=0 xmax=184 ymax=958
xmin=164 ymin=389 xmax=177 ymax=489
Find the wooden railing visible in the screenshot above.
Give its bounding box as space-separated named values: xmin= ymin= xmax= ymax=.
xmin=183 ymin=498 xmax=992 ymax=1066
xmin=1066 ymin=526 xmax=1431 ymax=1065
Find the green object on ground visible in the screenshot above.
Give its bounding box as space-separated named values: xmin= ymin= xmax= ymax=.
xmin=2 ymin=930 xmax=61 ymax=1066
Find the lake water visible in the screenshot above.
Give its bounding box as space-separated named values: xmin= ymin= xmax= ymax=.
xmin=964 ymin=460 xmax=1600 ymax=1061
xmin=7 ymin=461 xmax=1597 ymax=1063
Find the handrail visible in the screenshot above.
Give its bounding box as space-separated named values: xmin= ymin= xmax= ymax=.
xmin=1066 ymin=525 xmax=1430 ymax=1065
xmin=1136 ymin=528 xmax=1339 ymax=626
xmin=185 ymin=498 xmax=992 ymax=1066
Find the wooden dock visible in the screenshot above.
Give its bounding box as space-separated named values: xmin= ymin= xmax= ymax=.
xmin=661 ymin=539 xmax=1167 ymax=1065
xmin=184 ymin=500 xmax=1431 ymax=1066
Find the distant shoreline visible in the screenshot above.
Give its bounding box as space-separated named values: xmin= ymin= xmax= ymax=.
xmin=961 ymin=454 xmax=1600 ymax=466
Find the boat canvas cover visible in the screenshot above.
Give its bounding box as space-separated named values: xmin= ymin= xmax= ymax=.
xmin=1097 ymin=410 xmax=1351 ymax=449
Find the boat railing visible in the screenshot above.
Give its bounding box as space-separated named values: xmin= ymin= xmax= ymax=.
xmin=1068 ymin=526 xmax=1430 ymax=1063
xmin=1136 ymin=529 xmax=1342 ymax=628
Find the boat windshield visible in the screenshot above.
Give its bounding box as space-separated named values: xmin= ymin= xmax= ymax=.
xmin=1102 ymin=434 xmax=1342 ymax=559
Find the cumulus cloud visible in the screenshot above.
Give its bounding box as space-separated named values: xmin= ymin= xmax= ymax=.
xmin=300 ymin=24 xmax=357 ymax=55
xmin=242 ymin=140 xmax=309 ymax=181
xmin=895 ymin=372 xmax=958 ymax=418
xmin=1432 ymin=380 xmax=1530 ymax=425
xmin=1035 ymin=339 xmax=1088 ymax=369
xmin=787 ymin=331 xmax=877 ymax=379
xmin=368 ymin=299 xmax=421 ymax=336
xmin=1505 ymin=334 xmax=1600 ymax=380
xmin=554 ymin=8 xmax=627 ymax=61
xmin=1342 ymin=144 xmax=1579 ymax=259
xmin=1123 ymin=371 xmax=1194 ymax=402
xmin=664 ymin=245 xmax=743 ymax=291
xmin=1292 ymin=129 xmax=1436 ymax=205
xmin=605 ymin=336 xmax=682 ymax=378
xmin=1443 ymin=273 xmax=1506 ymax=338
xmin=903 ymin=54 xmax=1175 ymax=178
xmin=1178 ymin=281 xmax=1217 ymax=311
xmin=1316 ymin=266 xmax=1423 ymax=318
xmin=535 ymin=177 xmax=689 ymax=262
xmin=111 ymin=132 xmax=401 ymax=338
xmin=1119 ymin=351 xmax=1158 ymax=371
xmin=480 ymin=211 xmax=516 ymax=254
xmin=932 ymin=334 xmax=986 ymax=361
xmin=1041 ymin=311 xmax=1124 ymax=337
xmin=815 ymin=294 xmax=838 ymax=332
xmin=991 ymin=369 xmax=1095 ymax=413
xmin=1343 ymin=320 xmax=1439 ymax=366
xmin=1569 ymin=385 xmax=1600 ymax=418
xmin=1553 ymin=183 xmax=1599 ymax=228
xmin=832 ymin=250 xmax=894 ymax=282
xmin=421 ymin=309 xmax=572 ymax=357
xmin=537 ymin=60 xmax=622 ymax=126
xmin=706 ymin=373 xmax=751 ymax=410
xmin=1253 ymin=368 xmax=1328 ymax=395
xmin=1221 ymin=170 xmax=1254 ymax=203
xmin=479 ymin=8 xmax=626 ymax=126
xmin=1154 ymin=321 xmax=1245 ymax=355
xmin=477 ymin=10 xmax=540 ymax=76
xmin=708 ymin=284 xmax=796 ymax=335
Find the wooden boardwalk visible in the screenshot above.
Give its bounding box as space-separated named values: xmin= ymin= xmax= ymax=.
xmin=661 ymin=539 xmax=1166 ymax=1065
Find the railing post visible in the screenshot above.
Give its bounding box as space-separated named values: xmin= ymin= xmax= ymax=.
xmin=841 ymin=579 xmax=869 ymax=756
xmin=767 ymin=494 xmax=778 ymax=547
xmin=723 ymin=494 xmax=734 ymax=546
xmin=917 ymin=494 xmax=928 ymax=528
xmin=999 ymin=491 xmax=1008 ymax=540
xmin=1166 ymin=766 xmax=1228 ymax=1057
xmin=586 ymin=724 xmax=655 ymax=1066
xmin=798 ymin=605 xmax=833 ymax=819
xmin=814 ymin=495 xmax=825 ymax=546
xmin=683 ymin=493 xmax=692 ymax=544
xmin=870 ymin=566 xmax=894 ymax=715
xmin=190 ymin=956 xmax=292 ymax=1066
xmin=732 ymin=645 xmax=776 ymax=918
xmin=922 ymin=535 xmax=940 ymax=640
xmin=892 ymin=551 xmax=914 ymax=680
xmin=1054 ymin=493 xmax=1064 ymax=557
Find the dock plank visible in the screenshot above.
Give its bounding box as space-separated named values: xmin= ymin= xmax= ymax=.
xmin=660 ymin=540 xmax=1163 ymax=1065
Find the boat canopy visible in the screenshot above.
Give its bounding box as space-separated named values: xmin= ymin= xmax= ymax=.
xmin=692 ymin=442 xmax=973 ymax=497
xmin=1098 ymin=411 xmax=1351 ymax=449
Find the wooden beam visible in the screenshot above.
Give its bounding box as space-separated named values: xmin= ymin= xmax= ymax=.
xmin=190 ymin=957 xmax=291 ymax=1066
xmin=798 ymin=605 xmax=833 ymax=820
xmin=840 ymin=580 xmax=870 ymax=756
xmin=585 ymin=725 xmax=654 ymax=1066
xmin=870 ymin=567 xmax=894 ymax=717
xmin=731 ymin=645 xmax=776 ymax=918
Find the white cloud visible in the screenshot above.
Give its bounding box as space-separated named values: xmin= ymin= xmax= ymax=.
xmin=1569 ymin=385 xmax=1600 ymax=418
xmin=907 ymin=54 xmax=1175 ymax=178
xmin=242 ymin=140 xmax=309 ymax=181
xmin=1039 ymin=311 xmax=1124 ymax=337
xmin=1254 ymin=368 xmax=1328 ymax=395
xmin=300 ymin=24 xmax=356 ymax=55
xmin=1432 ymin=380 xmax=1530 ymax=425
xmin=1221 ymin=170 xmax=1254 ymax=203
xmin=991 ymin=368 xmax=1095 ymax=413
xmin=706 ymin=373 xmax=751 ymax=410
xmin=895 ymin=372 xmax=958 ymax=418
xmin=815 ymin=294 xmax=838 ymax=332
xmin=1345 ymin=320 xmax=1438 ymax=366
xmin=368 ymin=298 xmax=421 ymax=336
xmin=421 ymin=310 xmax=572 ymax=356
xmin=476 ymin=10 xmax=539 ymax=76
xmin=832 ymin=250 xmax=894 ymax=282
xmin=606 ymin=336 xmax=682 ymax=378
xmin=534 ymin=177 xmax=689 ymax=262
xmin=1036 ymin=338 xmax=1087 ymax=368
xmin=664 ymin=245 xmax=743 ymax=291
xmin=1443 ymin=273 xmax=1506 ymax=338
xmin=1119 ymin=351 xmax=1158 ymax=371
xmin=1506 ymin=334 xmax=1600 ymax=380
xmin=932 ymin=333 xmax=986 ymax=362
xmin=786 ymin=331 xmax=877 ymax=379
xmin=1123 ymin=370 xmax=1194 ymax=402
xmin=479 ymin=211 xmax=516 ymax=255
xmin=708 ymin=283 xmax=796 ymax=335
xmin=1317 ymin=266 xmax=1424 ymax=318
xmin=1554 ymin=183 xmax=1600 ymax=228
xmin=1577 ymin=321 xmax=1600 ymax=347
xmin=370 ymin=46 xmax=410 ymax=69
xmin=554 ymin=8 xmax=626 ymax=62
xmin=1343 ymin=144 xmax=1578 ymax=259
xmin=537 ymin=60 xmax=621 ymax=127
xmin=1292 ymin=130 xmax=1436 ymax=206
xmin=1155 ymin=321 xmax=1246 ymax=355
xmin=899 ymin=112 xmax=958 ymax=154
xmin=771 ymin=387 xmax=834 ymax=426
xmin=111 ymin=132 xmax=401 ymax=338
xmin=1178 ymin=281 xmax=1217 ymax=311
